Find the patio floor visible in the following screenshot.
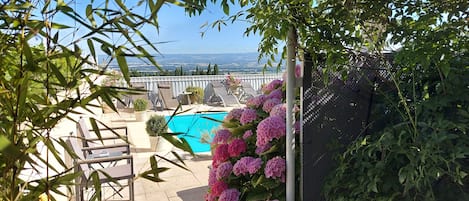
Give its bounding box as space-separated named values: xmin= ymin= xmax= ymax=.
xmin=51 ymin=104 xmax=236 ymax=201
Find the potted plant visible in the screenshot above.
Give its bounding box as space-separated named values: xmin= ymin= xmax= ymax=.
xmin=185 ymin=86 xmax=204 ymax=104
xmin=146 ymin=115 xmax=169 ymax=151
xmin=133 ymin=98 xmax=148 ymax=121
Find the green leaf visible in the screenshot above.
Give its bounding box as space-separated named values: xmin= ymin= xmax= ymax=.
xmin=115 ymin=47 xmax=130 ymax=84
xmin=222 ymin=3 xmax=230 ymax=15
xmin=87 ymin=39 xmax=96 ymax=63
xmin=245 ymin=191 xmax=271 ymax=201
xmin=0 ymin=136 xmax=11 ymax=151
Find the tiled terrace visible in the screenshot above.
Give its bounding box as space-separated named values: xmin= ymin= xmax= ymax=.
xmin=49 ymin=104 xmax=237 ymax=201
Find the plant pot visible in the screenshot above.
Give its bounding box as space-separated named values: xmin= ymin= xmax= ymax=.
xmin=150 ymin=136 xmax=173 ymax=152
xmin=149 ymin=136 xmax=159 ymax=151
xmin=135 ymin=111 xmax=147 ymax=122
xmin=189 ymin=94 xmax=198 ymax=104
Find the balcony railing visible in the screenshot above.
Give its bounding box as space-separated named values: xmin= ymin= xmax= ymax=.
xmin=130 ymin=74 xmax=283 ymax=98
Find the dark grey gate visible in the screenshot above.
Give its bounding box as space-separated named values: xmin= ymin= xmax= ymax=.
xmin=301 ymin=52 xmax=387 ymax=200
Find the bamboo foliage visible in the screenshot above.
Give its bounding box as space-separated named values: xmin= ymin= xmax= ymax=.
xmin=0 ymin=1 xmax=194 ymax=200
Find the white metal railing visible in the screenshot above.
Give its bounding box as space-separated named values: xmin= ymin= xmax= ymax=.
xmin=130 ymin=73 xmax=283 ymax=97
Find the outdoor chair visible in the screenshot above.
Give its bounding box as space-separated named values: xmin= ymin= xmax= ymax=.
xmin=66 ymin=137 xmax=134 ymax=201
xmin=238 ymin=82 xmax=258 ymax=103
xmin=157 ymin=82 xmax=181 ymax=109
xmin=77 ymin=118 xmax=130 ymax=158
xmin=130 ymin=83 xmax=153 ymax=111
xmin=205 ymin=81 xmax=240 ymax=107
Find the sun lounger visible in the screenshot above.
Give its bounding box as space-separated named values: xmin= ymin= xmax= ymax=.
xmin=239 ymin=82 xmax=259 ymax=103
xmin=205 ymin=81 xmax=240 ymax=107
xmin=157 ymin=82 xmax=180 ymax=109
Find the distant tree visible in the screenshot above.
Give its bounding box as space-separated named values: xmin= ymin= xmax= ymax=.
xmin=213 ymin=64 xmax=219 ymax=75
xmin=130 ymin=70 xmax=142 ymax=77
xmin=194 ymin=66 xmax=200 ymax=75
xmin=207 ymin=63 xmax=212 ymax=75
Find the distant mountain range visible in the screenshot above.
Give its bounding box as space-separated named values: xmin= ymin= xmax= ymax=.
xmin=99 ymin=52 xmax=285 ymax=74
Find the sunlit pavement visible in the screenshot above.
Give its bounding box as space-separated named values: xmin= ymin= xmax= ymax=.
xmin=48 ymin=104 xmax=236 ymax=201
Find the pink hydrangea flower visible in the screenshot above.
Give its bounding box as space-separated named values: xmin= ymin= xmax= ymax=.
xmin=213 ymin=144 xmax=229 ymax=168
xmin=233 ymin=157 xmax=263 ymax=176
xmin=212 ymin=129 xmax=231 ymax=145
xmin=242 ymin=130 xmax=253 ymax=139
xmin=255 ymin=143 xmax=272 ymax=155
xmin=219 ymin=188 xmax=240 ymax=201
xmin=225 ymin=108 xmax=243 ymax=121
xmin=267 ymin=89 xmax=283 ymax=100
xmin=262 ymin=98 xmax=282 ymax=113
xmin=211 ymin=181 xmax=228 ymax=197
xmin=262 ymin=79 xmax=283 ymax=94
xmin=209 ymin=167 xmax=217 ymax=186
xmin=205 ymin=193 xmax=216 ymax=201
xmin=264 ymin=156 xmax=286 ymax=183
xmin=246 ymin=94 xmax=267 ymax=108
xmin=282 ymin=64 xmax=302 ymax=80
xmin=216 ymin=162 xmax=233 ymax=180
xmin=246 ymin=158 xmax=263 ymax=174
xmin=256 ymin=116 xmax=286 ymax=147
xmin=270 ymin=104 xmax=286 ymax=119
xmin=228 ymin=138 xmax=247 ymax=157
xmin=239 ymin=108 xmax=257 ymax=125
xmin=294 ymin=121 xmax=300 ymax=133
xmin=293 ymin=104 xmax=300 ymax=113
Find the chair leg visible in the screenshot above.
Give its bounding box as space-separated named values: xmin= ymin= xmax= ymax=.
xmin=129 ymin=178 xmax=134 ymax=201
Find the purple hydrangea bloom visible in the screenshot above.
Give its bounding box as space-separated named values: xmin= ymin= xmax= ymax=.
xmin=270 ymin=104 xmax=286 ymax=119
xmin=246 ymin=94 xmax=267 ymax=108
xmin=239 ymin=108 xmax=257 ymax=125
xmin=233 ymin=156 xmax=262 ymax=176
xmin=296 ymin=64 xmax=302 ymax=78
xmin=216 ymin=162 xmax=233 ymax=180
xmin=294 ymin=121 xmax=300 ymax=133
xmin=267 ymin=89 xmax=283 ymax=100
xmin=212 ymin=129 xmax=231 ymax=145
xmin=262 ymin=79 xmax=283 ymax=94
xmin=208 ymin=167 xmax=217 ymax=186
xmin=282 ymin=64 xmax=302 ymax=80
xmin=225 ymin=108 xmax=243 ymax=121
xmin=228 ymin=138 xmax=247 ymax=157
xmin=255 ymin=143 xmax=272 ymax=155
xmin=262 ymin=98 xmax=282 ymax=113
xmin=218 ymin=188 xmax=240 ymax=201
xmin=242 ymin=130 xmax=253 ymax=139
xmin=256 ymin=116 xmax=286 ymax=147
xmin=264 ymin=156 xmax=286 ymax=183
xmin=246 ymin=158 xmax=263 ymax=174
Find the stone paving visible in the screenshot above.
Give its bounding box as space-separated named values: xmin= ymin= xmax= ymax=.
xmin=52 ymin=104 xmax=236 ymax=201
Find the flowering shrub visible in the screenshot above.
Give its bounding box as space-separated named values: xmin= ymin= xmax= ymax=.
xmin=206 ymin=67 xmax=301 ymax=201
xmin=226 ymin=74 xmax=241 ymax=88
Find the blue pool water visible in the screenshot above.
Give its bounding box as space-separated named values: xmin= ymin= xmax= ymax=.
xmin=165 ymin=112 xmax=227 ymax=153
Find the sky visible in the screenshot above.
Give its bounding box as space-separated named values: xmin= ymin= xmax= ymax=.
xmin=64 ymin=1 xmax=262 ymax=55
xmin=153 ymin=3 xmax=261 ymax=54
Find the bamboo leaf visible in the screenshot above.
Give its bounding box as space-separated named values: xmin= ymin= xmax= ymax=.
xmin=0 ymin=136 xmax=11 ymax=151
xmin=87 ymin=39 xmax=96 ymax=63
xmin=115 ymin=47 xmax=130 ymax=84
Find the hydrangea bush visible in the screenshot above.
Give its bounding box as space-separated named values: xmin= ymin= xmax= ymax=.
xmin=206 ymin=66 xmax=301 ymax=201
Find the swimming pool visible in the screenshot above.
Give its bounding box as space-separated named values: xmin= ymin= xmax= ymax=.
xmin=165 ymin=112 xmax=227 ymax=153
